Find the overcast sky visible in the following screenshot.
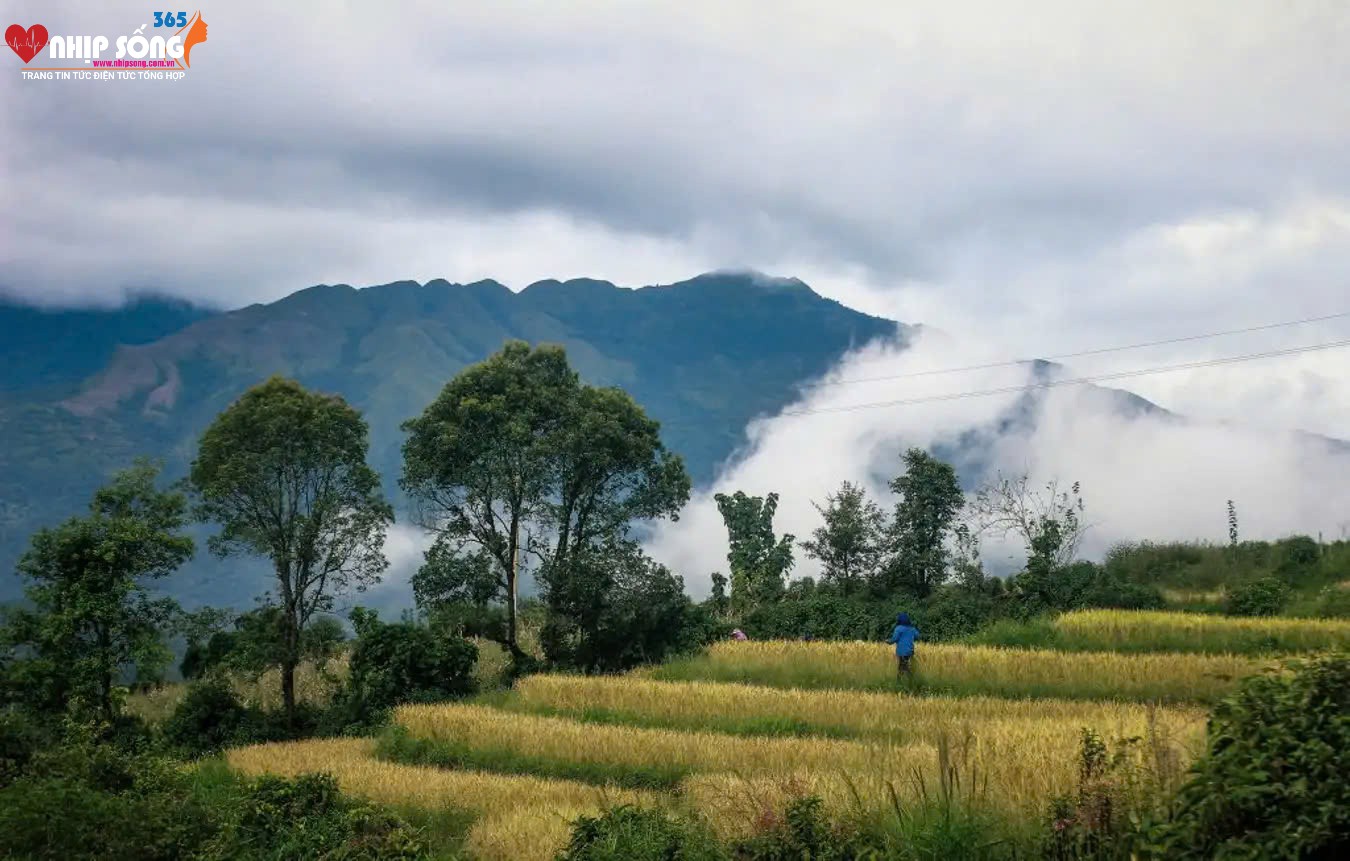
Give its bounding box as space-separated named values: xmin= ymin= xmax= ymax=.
xmin=3 ymin=0 xmax=1348 ymax=442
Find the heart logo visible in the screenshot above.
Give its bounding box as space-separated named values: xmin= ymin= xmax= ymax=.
xmin=6 ymin=24 xmax=48 ymax=64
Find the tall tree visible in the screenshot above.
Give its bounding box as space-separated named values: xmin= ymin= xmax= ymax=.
xmin=2 ymin=460 xmax=192 ymax=721
xmin=800 ymin=481 xmax=886 ymax=593
xmin=402 ymin=342 xmax=576 ymax=658
xmin=714 ymin=491 xmax=795 ymax=613
xmin=884 ymin=448 xmax=964 ymax=597
xmin=189 ymin=376 xmax=392 ymax=724
xmin=403 ymin=342 xmax=689 ymax=659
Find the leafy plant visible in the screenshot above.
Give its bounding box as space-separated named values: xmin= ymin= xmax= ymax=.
xmin=1223 ymin=576 xmax=1291 ymax=617
xmin=1141 ymin=652 xmax=1350 ymax=859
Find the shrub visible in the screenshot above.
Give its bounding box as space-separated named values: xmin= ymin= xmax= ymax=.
xmin=1142 ymin=652 xmax=1350 ymax=858
xmin=557 ymin=804 xmax=725 ymax=861
xmin=0 ymin=707 xmax=50 ymax=787
xmin=742 ymin=593 xmax=895 ymax=641
xmin=227 ymin=772 xmax=427 ymax=860
xmin=0 ymin=743 xmax=220 ymax=860
xmin=329 ymin=610 xmax=477 ymax=732
xmin=162 ymin=679 xmax=260 ymax=756
xmin=1223 ymin=576 xmax=1291 ymax=617
xmin=732 ymin=795 xmax=867 ymax=860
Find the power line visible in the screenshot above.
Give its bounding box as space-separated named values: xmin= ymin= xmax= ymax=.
xmin=779 ymin=339 xmax=1350 ymax=417
xmin=798 ymin=310 xmax=1350 ymax=390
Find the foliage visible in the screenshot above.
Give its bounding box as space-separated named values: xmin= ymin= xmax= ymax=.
xmin=968 ymin=473 xmax=1087 ymax=571
xmin=540 ymin=539 xmax=719 ymax=673
xmin=0 ymin=740 xmax=221 ymax=860
xmin=1008 ymin=561 xmax=1164 ymax=615
xmin=162 ymin=678 xmax=261 ymax=756
xmin=732 ymin=795 xmax=868 ymax=860
xmin=1223 ymin=576 xmax=1291 ymax=617
xmin=181 ymin=607 xmax=346 ymax=680
xmin=190 ymin=376 xmax=392 ymax=724
xmin=404 ymin=342 xmax=689 ymax=658
xmin=2 ymin=461 xmax=193 ymax=721
xmin=714 ymin=490 xmax=795 ymax=613
xmin=558 ymin=804 xmax=726 ymax=861
xmin=225 ymin=772 xmax=427 ymax=860
xmin=741 ymin=592 xmax=895 ymax=641
xmin=332 ymin=608 xmax=477 ymax=730
xmin=1141 ymin=652 xmax=1350 ymax=859
xmin=883 ymin=449 xmax=965 ymax=597
xmin=800 ymin=481 xmax=886 ymax=594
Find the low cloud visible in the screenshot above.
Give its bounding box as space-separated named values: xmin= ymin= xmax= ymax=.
xmin=645 ymin=329 xmax=1350 ymax=596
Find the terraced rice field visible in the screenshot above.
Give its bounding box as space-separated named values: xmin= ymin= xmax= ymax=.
xmin=223 ymin=609 xmax=1318 ymax=859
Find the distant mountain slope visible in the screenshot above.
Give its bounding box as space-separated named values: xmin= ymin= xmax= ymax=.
xmin=0 ymin=273 xmax=903 ymax=604
xmin=0 ymin=294 xmax=215 ymax=398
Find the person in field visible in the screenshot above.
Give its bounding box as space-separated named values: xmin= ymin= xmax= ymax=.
xmin=731 ymin=628 xmax=748 ymax=641
xmin=886 ymin=612 xmax=920 ymax=680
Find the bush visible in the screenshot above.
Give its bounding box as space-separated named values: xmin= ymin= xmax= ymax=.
xmin=557 ymin=804 xmax=725 ymax=861
xmin=227 ymin=772 xmax=426 ymax=859
xmin=742 ymin=593 xmax=895 ymax=641
xmin=732 ymin=796 xmax=868 ymax=860
xmin=0 ymin=742 xmax=220 ymax=860
xmin=1142 ymin=652 xmax=1350 ymax=859
xmin=329 ymin=610 xmax=477 ymax=732
xmin=1224 ymin=576 xmax=1291 ymax=617
xmin=162 ymin=679 xmax=260 ymax=756
xmin=0 ymin=707 xmax=50 ymax=787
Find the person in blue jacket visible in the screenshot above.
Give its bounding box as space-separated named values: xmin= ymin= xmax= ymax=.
xmin=886 ymin=612 xmax=920 ymax=680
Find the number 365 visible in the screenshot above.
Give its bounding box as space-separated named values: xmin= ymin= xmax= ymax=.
xmin=153 ymin=12 xmax=188 ymax=28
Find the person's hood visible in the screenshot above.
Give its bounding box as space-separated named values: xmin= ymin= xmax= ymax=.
xmin=896 ymin=613 xmax=911 ymax=626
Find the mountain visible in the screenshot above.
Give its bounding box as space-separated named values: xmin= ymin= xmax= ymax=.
xmin=0 ymin=273 xmax=903 ymax=605
xmin=0 ymin=294 xmax=217 ymax=399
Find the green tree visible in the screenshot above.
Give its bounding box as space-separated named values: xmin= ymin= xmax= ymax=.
xmin=538 ymin=539 xmax=709 ymax=673
xmin=189 ymin=376 xmax=392 ymax=725
xmin=403 ymin=342 xmax=689 ymax=659
xmin=883 ymin=449 xmax=964 ymax=597
xmin=402 ymin=343 xmax=574 ymax=658
xmin=1 ymin=460 xmax=193 ymax=721
xmin=714 ymin=491 xmax=795 ymax=613
xmin=799 ymin=481 xmax=885 ymax=594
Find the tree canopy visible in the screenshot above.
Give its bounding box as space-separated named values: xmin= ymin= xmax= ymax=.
xmin=189 ymin=376 xmax=392 ymax=722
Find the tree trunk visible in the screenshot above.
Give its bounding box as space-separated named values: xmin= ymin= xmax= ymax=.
xmin=507 ymin=520 xmax=521 ymax=658
xmin=282 ymin=602 xmax=300 ymax=727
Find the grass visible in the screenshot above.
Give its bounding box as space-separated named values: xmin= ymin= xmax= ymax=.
xmin=509 ymin=675 xmax=1209 ymax=745
xmin=966 ymin=610 xmax=1350 ymax=655
xmin=226 ymin=738 xmax=659 ymax=861
xmin=651 ymin=640 xmax=1272 ymax=703
xmin=391 ymin=702 xmax=936 ymax=784
xmin=126 ymin=657 xmax=349 ymax=723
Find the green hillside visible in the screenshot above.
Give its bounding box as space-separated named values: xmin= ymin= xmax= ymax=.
xmin=0 ymin=273 xmax=902 ymax=605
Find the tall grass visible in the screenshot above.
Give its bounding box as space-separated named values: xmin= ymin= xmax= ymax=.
xmin=511 ymin=675 xmax=1208 ymax=745
xmin=226 ymin=738 xmax=657 ymax=861
xmin=1050 ymin=609 xmax=1350 ymax=654
xmin=392 ymin=702 xmax=936 ymax=782
xmin=392 ymin=698 xmax=1202 ymax=823
xmin=652 ymin=640 xmax=1271 ymax=703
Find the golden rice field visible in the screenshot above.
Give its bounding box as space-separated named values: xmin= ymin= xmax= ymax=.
xmin=227 ymin=738 xmax=658 ymax=861
xmin=1050 ymin=608 xmax=1350 ymax=654
xmin=652 ymin=639 xmax=1273 ymax=702
xmin=390 ymin=695 xmax=1203 ymax=827
xmin=511 ymin=674 xmax=1209 ymax=744
xmin=396 ymin=701 xmax=937 ymax=778
xmin=220 ymin=613 xmax=1317 ymax=859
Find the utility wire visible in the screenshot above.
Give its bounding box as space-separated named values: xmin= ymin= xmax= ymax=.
xmin=779 ymin=338 xmax=1350 ymax=417
xmin=798 ymin=310 xmax=1350 ymax=390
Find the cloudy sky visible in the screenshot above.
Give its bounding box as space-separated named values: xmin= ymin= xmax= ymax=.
xmin=4 ymin=2 xmax=1349 ymax=581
